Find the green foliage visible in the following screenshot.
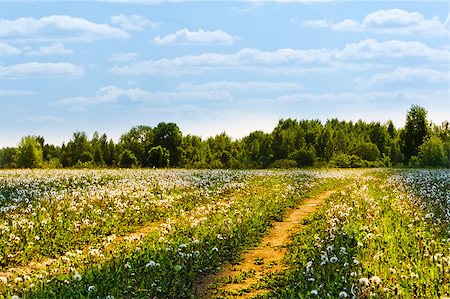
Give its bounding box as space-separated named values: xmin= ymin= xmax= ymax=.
xmin=419 ymin=135 xmax=448 ymax=167
xmin=118 ymin=149 xmax=138 ymax=168
xmin=402 ymin=105 xmax=430 ymax=160
xmin=148 ymin=146 xmax=170 ymax=168
xmin=352 ymin=142 xmax=380 ymax=161
xmin=330 ymin=153 xmax=365 ymax=168
xmin=153 ymin=122 xmax=182 ymax=167
xmin=290 ymin=147 xmax=316 ymax=167
xmin=1 ymin=106 xmax=448 ymax=169
xmin=270 ymin=159 xmax=298 ymax=169
xmin=14 ymin=136 xmax=44 ymax=168
xmin=0 ymin=147 xmax=16 ymax=168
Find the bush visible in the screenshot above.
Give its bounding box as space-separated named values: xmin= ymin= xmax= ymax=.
xmin=270 ymin=159 xmax=298 ymax=169
xmin=119 ymin=149 xmax=138 ymax=168
xmin=290 ymin=148 xmax=316 ymax=167
xmin=330 ymin=153 xmax=366 ymax=168
xmin=419 ymin=135 xmax=448 ymax=167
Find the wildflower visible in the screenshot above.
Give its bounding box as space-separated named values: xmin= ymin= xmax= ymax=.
xmin=11 ymin=296 xmax=20 ymax=299
xmin=330 ymin=256 xmax=338 ymax=263
xmin=124 ymin=262 xmax=131 ymax=269
xmin=359 ymin=277 xmax=370 ymax=286
xmin=0 ymin=276 xmax=7 ymax=284
xmin=311 ymin=290 xmax=318 ymax=296
xmin=350 ymin=272 xmax=357 ymax=277
xmin=73 ymin=272 xmax=82 ymax=281
xmin=146 ymin=260 xmax=156 ymax=268
xmin=339 ymin=291 xmax=348 ymax=298
xmin=88 ymin=285 xmax=95 ymax=292
xmin=212 ymin=247 xmax=219 ymax=252
xmin=370 ymin=276 xmax=381 ymax=285
xmin=14 ymin=277 xmax=23 ymax=283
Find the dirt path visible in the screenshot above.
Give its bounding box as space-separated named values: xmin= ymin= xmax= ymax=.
xmin=196 ymin=188 xmax=339 ymax=299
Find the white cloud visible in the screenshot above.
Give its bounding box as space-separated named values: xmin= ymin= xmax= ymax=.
xmin=110 ymin=15 xmax=159 ymax=31
xmin=153 ymin=28 xmax=239 ymax=45
xmin=0 ymin=62 xmax=84 ymax=79
xmin=178 ymin=81 xmax=303 ymax=91
xmin=336 ymin=39 xmax=449 ymax=61
xmin=55 ymin=85 xmax=232 ymax=106
xmin=0 ymin=43 xmax=21 ymax=56
xmin=108 ymin=52 xmax=139 ymax=62
xmin=358 ymin=67 xmax=450 ymax=87
xmin=25 ymin=43 xmax=73 ymax=56
xmin=277 ymin=91 xmax=400 ymax=103
xmin=0 ymin=89 xmax=34 ymax=96
xmin=302 ymin=19 xmax=332 ymax=28
xmin=304 ymin=9 xmax=449 ymax=36
xmin=0 ymin=15 xmax=130 ymax=43
xmin=110 ymin=40 xmax=449 ymax=76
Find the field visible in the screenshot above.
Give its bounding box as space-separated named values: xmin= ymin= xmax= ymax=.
xmin=0 ymin=169 xmax=448 ymax=298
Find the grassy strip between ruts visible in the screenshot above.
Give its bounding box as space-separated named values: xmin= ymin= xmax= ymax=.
xmin=256 ymin=170 xmax=449 ymax=299
xmin=1 ymin=170 xmax=346 ymax=298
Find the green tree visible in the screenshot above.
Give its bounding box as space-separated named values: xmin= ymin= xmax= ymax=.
xmin=402 ymin=105 xmax=430 ymax=161
xmin=419 ymin=135 xmax=448 ymax=167
xmin=0 ymin=147 xmax=16 ymax=168
xmin=179 ymin=135 xmax=208 ymax=168
xmin=119 ymin=126 xmax=153 ymax=167
xmin=352 ymin=142 xmax=381 ymax=161
xmin=153 ymin=122 xmax=182 ymax=167
xmin=148 ymin=146 xmax=170 ymax=168
xmin=14 ymin=136 xmax=44 ymax=168
xmin=118 ymin=149 xmax=138 ymax=168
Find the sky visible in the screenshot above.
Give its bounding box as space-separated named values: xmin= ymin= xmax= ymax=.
xmin=0 ymin=0 xmax=449 ymax=147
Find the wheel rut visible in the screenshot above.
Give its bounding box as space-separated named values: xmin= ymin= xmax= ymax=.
xmin=196 ymin=188 xmax=340 ymax=299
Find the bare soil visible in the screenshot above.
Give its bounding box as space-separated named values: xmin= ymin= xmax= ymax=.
xmin=196 ymin=188 xmax=339 ymax=299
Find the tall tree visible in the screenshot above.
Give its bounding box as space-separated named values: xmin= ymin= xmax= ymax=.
xmin=14 ymin=136 xmax=44 ymax=168
xmin=402 ymin=105 xmax=430 ymax=160
xmin=119 ymin=126 xmax=153 ymax=167
xmin=153 ymin=122 xmax=182 ymax=167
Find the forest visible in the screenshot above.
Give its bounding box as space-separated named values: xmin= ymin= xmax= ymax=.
xmin=1 ymin=105 xmax=449 ymax=169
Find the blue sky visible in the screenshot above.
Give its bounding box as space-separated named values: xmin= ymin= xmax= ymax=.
xmin=0 ymin=0 xmax=449 ymax=147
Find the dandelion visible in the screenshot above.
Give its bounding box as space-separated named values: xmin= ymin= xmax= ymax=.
xmin=370 ymin=276 xmax=381 ymax=285
xmin=339 ymin=291 xmax=348 ymax=298
xmin=359 ymin=277 xmax=370 ymax=286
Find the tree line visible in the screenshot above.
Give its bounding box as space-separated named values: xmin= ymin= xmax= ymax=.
xmin=1 ymin=105 xmax=449 ymax=169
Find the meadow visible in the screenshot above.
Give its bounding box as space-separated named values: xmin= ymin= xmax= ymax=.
xmin=0 ymin=169 xmax=448 ymax=298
